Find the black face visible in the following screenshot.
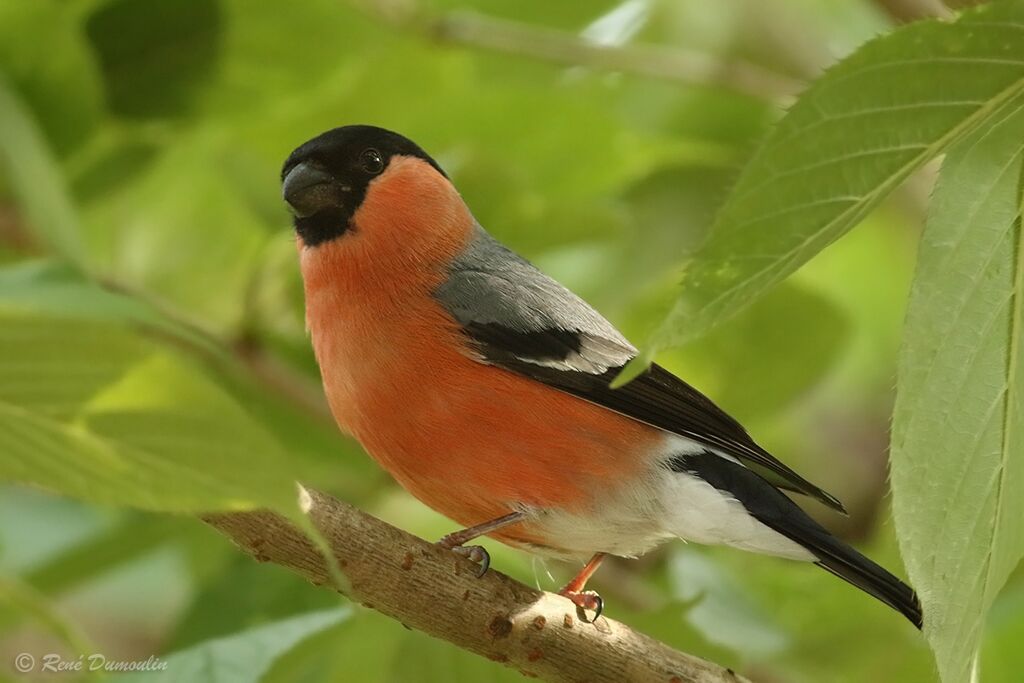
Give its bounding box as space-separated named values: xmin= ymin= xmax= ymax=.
xmin=281 ymin=125 xmax=446 ymax=247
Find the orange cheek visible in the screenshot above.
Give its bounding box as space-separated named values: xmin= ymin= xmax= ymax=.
xmin=298 ymin=156 xmax=475 ymax=304
xmin=352 ymin=156 xmax=473 ymax=272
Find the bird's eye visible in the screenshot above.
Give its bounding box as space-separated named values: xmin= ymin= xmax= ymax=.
xmin=360 ymin=149 xmax=384 ymax=175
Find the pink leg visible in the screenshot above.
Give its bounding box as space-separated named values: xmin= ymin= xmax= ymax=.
xmin=559 ymin=553 xmax=606 ymax=621
xmin=437 ymin=511 xmax=526 ymax=577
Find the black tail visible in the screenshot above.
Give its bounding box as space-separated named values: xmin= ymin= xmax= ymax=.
xmin=790 ymin=527 xmax=922 ymax=629
xmin=747 ymin=493 xmax=923 ymax=629
xmin=673 ymin=451 xmax=923 ymax=629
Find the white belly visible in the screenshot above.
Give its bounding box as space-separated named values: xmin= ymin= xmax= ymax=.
xmin=517 ymin=434 xmax=814 ymax=562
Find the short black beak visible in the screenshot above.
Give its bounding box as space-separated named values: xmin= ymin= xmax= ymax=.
xmin=282 ymin=162 xmax=335 ymax=217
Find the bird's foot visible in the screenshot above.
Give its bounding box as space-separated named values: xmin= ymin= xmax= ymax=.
xmin=437 ymin=537 xmax=490 ymax=578
xmin=559 ymin=589 xmax=604 ymax=623
xmin=435 ymin=513 xmax=526 ymax=579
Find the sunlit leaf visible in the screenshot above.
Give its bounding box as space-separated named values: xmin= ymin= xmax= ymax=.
xmin=264 ymin=612 xmax=371 ymax=683
xmin=25 ymin=514 xmax=183 ymax=596
xmin=980 ymin=578 xmax=1024 ymax=682
xmin=0 ymin=574 xmax=95 ymax=660
xmin=0 ymin=0 xmax=104 ymax=154
xmin=668 ymin=548 xmax=788 ymax=657
xmin=0 ymin=327 xmax=295 ymax=513
xmin=79 ymin=135 xmax=272 ymax=334
xmin=0 ymin=260 xmax=217 ymax=355
xmin=119 ymin=608 xmax=351 ymax=683
xmin=891 ymin=97 xmax=1024 ymax=683
xmin=0 ymin=263 xmax=362 ymax=516
xmin=384 ymin=628 xmax=525 ymax=683
xmin=654 ymin=1 xmax=1024 ymax=349
xmin=168 ymin=556 xmax=340 ymax=651
xmin=0 ymin=75 xmax=85 ymax=264
xmin=663 ymin=281 xmax=848 ymax=421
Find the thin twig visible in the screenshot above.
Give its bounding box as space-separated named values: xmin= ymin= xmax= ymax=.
xmin=205 ymin=488 xmax=749 ymax=683
xmin=349 ymin=0 xmax=804 ymax=101
xmin=872 ymin=0 xmax=954 ymax=22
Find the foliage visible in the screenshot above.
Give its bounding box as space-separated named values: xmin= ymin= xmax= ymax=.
xmin=0 ymin=1 xmax=1020 ymax=682
xmin=657 ymin=3 xmax=1024 ymax=680
xmin=651 ymin=1 xmax=1024 ymax=349
xmin=891 ymin=98 xmax=1024 ymax=682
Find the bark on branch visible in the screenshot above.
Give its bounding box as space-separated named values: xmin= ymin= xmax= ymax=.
xmin=204 ymin=489 xmax=748 ymax=683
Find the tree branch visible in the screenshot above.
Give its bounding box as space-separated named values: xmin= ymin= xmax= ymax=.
xmin=349 ymin=0 xmax=803 ymax=101
xmin=204 ymin=489 xmax=748 ymax=683
xmin=871 ymin=0 xmax=953 ymax=22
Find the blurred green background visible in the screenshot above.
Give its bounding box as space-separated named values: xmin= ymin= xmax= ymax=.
xmin=0 ymin=0 xmax=1018 ymax=681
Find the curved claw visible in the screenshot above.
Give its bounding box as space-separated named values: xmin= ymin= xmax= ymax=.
xmin=470 ymin=545 xmax=490 ymax=577
xmin=586 ymin=593 xmax=604 ymax=623
xmin=446 ymin=544 xmax=490 ymax=578
xmin=560 ymin=589 xmax=604 ymax=623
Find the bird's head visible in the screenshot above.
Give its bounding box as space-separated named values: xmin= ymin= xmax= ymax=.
xmin=281 ymin=125 xmax=458 ymax=250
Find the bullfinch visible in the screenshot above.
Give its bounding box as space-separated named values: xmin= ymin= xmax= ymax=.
xmin=281 ymin=125 xmax=922 ymax=628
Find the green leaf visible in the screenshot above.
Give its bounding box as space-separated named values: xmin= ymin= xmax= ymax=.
xmin=0 ymin=75 xmax=86 ymax=264
xmin=267 ymin=609 xmax=523 ymax=683
xmin=84 ymin=0 xmax=223 ymax=119
xmin=167 ymin=556 xmax=341 ymax=651
xmin=0 ymin=259 xmax=343 ymax=516
xmin=264 ymin=609 xmax=517 ymax=683
xmin=890 ymin=97 xmax=1024 ymax=682
xmin=79 ymin=132 xmax=273 ymax=333
xmin=662 ymin=281 xmax=848 ymax=420
xmin=384 ymin=628 xmax=525 ymax=683
xmin=653 ymin=1 xmax=1024 ymax=349
xmin=0 ymin=261 xmax=366 ymax=503
xmin=0 ymin=335 xmax=295 ymax=513
xmin=0 ymin=486 xmax=108 ymax=572
xmin=0 ymin=574 xmax=96 ymax=666
xmin=262 ymin=610 xmax=398 ymax=683
xmin=980 ymin=578 xmax=1024 ymax=682
xmin=118 ymin=608 xmax=351 ymax=683
xmin=0 ymin=0 xmax=105 ymax=155
xmin=24 ymin=514 xmax=184 ymax=596
xmin=0 ymin=260 xmax=219 ymax=355
xmin=668 ymin=548 xmax=788 ymax=657
xmin=0 ymin=259 xmax=353 ymax=591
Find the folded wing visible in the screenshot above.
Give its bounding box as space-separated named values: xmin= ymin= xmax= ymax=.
xmin=435 ymin=226 xmax=845 ymax=513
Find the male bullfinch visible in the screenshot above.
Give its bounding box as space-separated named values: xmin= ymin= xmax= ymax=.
xmin=281 ymin=125 xmax=922 ymax=628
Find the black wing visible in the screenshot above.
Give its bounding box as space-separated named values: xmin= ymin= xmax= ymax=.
xmin=436 ymin=226 xmax=846 ymax=513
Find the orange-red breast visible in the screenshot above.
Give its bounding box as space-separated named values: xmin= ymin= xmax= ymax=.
xmin=282 ymin=125 xmax=921 ymax=627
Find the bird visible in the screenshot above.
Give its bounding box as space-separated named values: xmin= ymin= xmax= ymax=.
xmin=281 ymin=124 xmax=922 ymax=628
